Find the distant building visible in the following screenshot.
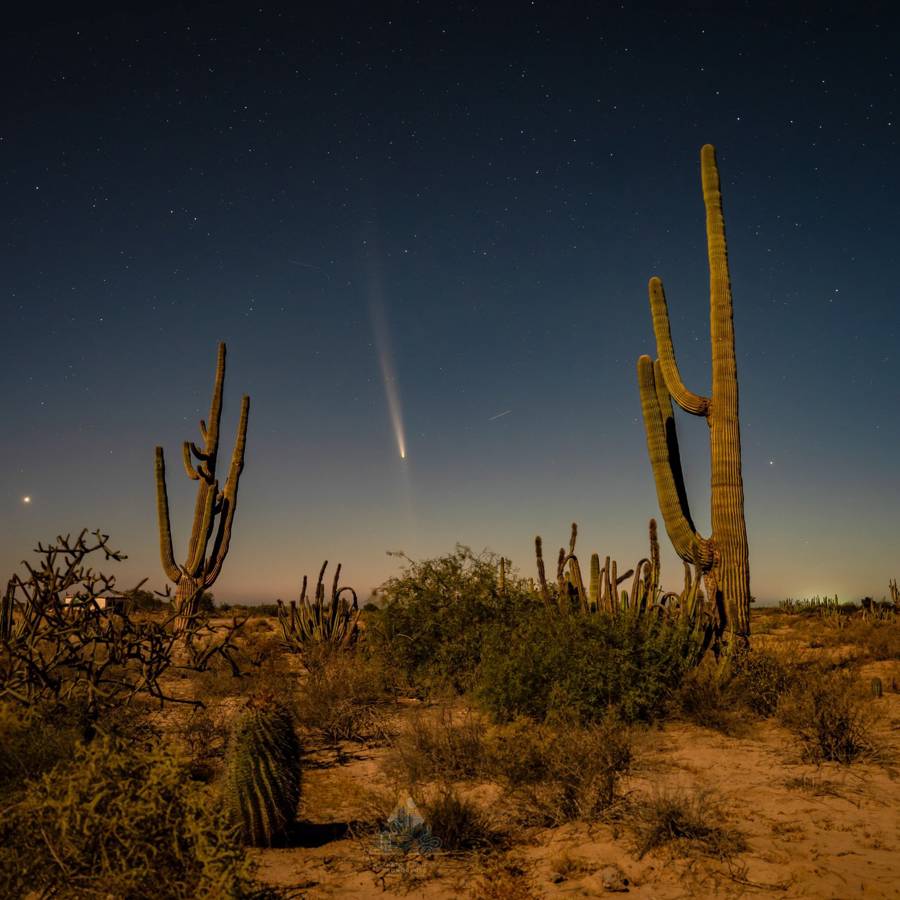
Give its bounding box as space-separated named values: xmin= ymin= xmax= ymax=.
xmin=62 ymin=596 xmax=125 ymax=612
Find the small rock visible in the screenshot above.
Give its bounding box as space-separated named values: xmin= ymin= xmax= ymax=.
xmin=600 ymin=864 xmax=630 ymax=892
xmin=550 ymin=872 xmax=566 ymax=884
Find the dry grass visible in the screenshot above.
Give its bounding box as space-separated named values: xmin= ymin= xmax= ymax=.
xmin=294 ymin=650 xmax=394 ymax=743
xmin=777 ymin=668 xmax=881 ymax=764
xmin=470 ymin=856 xmax=537 ymax=899
xmin=486 ymin=714 xmax=632 ymax=824
xmin=386 ymin=706 xmax=487 ymax=785
xmin=628 ymin=788 xmax=747 ymax=860
xmin=422 ymin=785 xmax=505 ymax=852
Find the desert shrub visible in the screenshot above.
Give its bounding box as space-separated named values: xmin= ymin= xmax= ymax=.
xmin=368 ymin=546 xmax=537 ymax=693
xmin=0 ymin=702 xmax=83 ymax=801
xmin=476 ymin=608 xmax=702 ymax=724
xmin=387 ymin=707 xmax=486 ymax=785
xmin=850 ymin=622 xmax=900 ymax=661
xmin=294 ymin=648 xmax=394 ymax=742
xmin=672 ymin=662 xmax=742 ymax=733
xmin=422 ymin=785 xmax=502 ymax=851
xmin=728 ymin=649 xmax=794 ymax=716
xmin=470 ymin=857 xmax=536 ymax=900
xmin=629 ymin=788 xmax=746 ymax=860
xmin=486 ymin=715 xmax=631 ymax=824
xmin=0 ymin=736 xmax=255 ymax=899
xmin=777 ymin=669 xmax=876 ymax=763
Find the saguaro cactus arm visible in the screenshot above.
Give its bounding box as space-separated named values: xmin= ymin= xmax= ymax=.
xmin=637 ymin=355 xmax=705 ymax=563
xmin=155 ymin=448 xmax=182 ymax=584
xmin=204 ymin=394 xmax=249 ymax=586
xmin=649 ymin=277 xmax=710 ymax=416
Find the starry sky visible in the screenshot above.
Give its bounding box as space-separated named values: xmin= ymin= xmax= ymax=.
xmin=2 ymin=3 xmax=898 ymax=605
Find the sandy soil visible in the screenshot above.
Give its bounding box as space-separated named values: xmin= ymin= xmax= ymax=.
xmin=246 ymin=614 xmax=900 ymax=899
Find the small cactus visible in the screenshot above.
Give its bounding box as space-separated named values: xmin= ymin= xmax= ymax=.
xmin=277 ymin=562 xmax=360 ymax=653
xmin=225 ymin=694 xmax=302 ymax=846
xmin=871 ymin=677 xmax=883 ymax=699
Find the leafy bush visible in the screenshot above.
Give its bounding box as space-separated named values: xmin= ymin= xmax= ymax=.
xmin=0 ymin=702 xmax=82 ymax=801
xmin=672 ymin=662 xmax=742 ymax=733
xmin=777 ymin=669 xmax=877 ymax=764
xmin=369 ymin=546 xmax=537 ymax=692
xmin=0 ymin=736 xmax=255 ymax=899
xmin=476 ymin=608 xmax=703 ymax=724
xmin=486 ymin=715 xmax=632 ymax=824
xmin=729 ymin=649 xmax=793 ymax=716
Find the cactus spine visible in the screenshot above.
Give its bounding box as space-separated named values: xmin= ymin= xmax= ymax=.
xmin=637 ymin=144 xmax=751 ymax=647
xmin=155 ymin=343 xmax=249 ymax=634
xmin=226 ymin=694 xmax=302 ymax=846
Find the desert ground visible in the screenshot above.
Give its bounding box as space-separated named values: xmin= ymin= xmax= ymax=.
xmin=217 ymin=608 xmax=900 ymax=899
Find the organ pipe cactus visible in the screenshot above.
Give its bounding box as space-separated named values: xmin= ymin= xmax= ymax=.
xmin=637 ymin=144 xmax=751 ymax=648
xmin=277 ymin=561 xmax=360 ymax=652
xmin=155 ymin=343 xmax=249 ymax=634
xmin=225 ymin=694 xmax=302 ymax=846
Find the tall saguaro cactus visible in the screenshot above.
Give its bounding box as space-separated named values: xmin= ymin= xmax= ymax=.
xmin=636 ymin=144 xmax=750 ymax=646
xmin=155 ymin=343 xmax=249 ymax=634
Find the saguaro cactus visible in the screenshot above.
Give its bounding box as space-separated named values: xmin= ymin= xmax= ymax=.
xmin=636 ymin=144 xmax=751 ymax=646
xmin=155 ymin=343 xmax=249 ymax=634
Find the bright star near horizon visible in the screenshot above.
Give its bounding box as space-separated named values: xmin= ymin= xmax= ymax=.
xmin=22 ymin=496 xmax=31 ymax=504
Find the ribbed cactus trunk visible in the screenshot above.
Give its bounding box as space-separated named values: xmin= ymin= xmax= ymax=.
xmin=172 ymin=575 xmax=203 ymax=635
xmin=155 ymin=343 xmax=249 ymax=637
xmin=704 ymin=145 xmax=751 ymax=641
xmin=637 ymin=145 xmax=751 ymax=648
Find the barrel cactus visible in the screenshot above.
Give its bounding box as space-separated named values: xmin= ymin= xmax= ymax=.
xmin=225 ymin=694 xmax=302 ymax=846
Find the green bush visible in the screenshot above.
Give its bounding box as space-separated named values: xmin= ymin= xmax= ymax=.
xmin=0 ymin=702 xmax=82 ymax=802
xmin=475 ymin=609 xmax=703 ymax=724
xmin=0 ymin=736 xmax=255 ymax=899
xmin=369 ymin=546 xmax=537 ymax=693
xmin=728 ymin=649 xmax=793 ymax=716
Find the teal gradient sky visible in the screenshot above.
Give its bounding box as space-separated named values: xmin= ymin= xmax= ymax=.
xmin=2 ymin=4 xmax=898 ymax=605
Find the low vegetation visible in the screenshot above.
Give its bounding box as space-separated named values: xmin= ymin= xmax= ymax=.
xmin=1 ymin=534 xmax=897 ymax=895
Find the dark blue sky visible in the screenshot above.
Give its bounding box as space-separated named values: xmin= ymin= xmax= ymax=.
xmin=2 ymin=2 xmax=898 ymax=603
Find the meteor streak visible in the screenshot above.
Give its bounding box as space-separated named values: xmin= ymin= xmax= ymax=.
xmin=489 ymin=409 xmax=512 ymax=421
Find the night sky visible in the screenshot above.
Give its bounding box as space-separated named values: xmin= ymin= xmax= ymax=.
xmin=3 ymin=3 xmax=898 ymax=605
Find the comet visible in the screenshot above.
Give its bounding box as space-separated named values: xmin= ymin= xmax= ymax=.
xmin=366 ymin=245 xmax=407 ymax=461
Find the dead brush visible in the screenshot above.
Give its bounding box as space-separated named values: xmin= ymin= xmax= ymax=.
xmin=628 ymin=788 xmax=746 ymax=860
xmin=470 ymin=856 xmax=537 ymax=899
xmin=777 ymin=668 xmax=880 ymax=764
xmin=294 ymin=650 xmax=393 ymax=743
xmin=485 ymin=714 xmax=631 ymax=825
xmin=386 ymin=707 xmax=487 ymax=785
xmin=421 ymin=784 xmax=504 ymax=852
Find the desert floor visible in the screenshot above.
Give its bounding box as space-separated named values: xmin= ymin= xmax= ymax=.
xmin=237 ymin=611 xmax=900 ymax=899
